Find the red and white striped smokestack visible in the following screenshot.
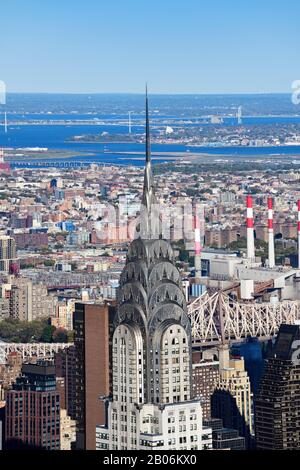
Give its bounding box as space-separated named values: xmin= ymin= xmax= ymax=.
xmin=246 ymin=195 xmax=255 ymax=260
xmin=267 ymin=197 xmax=275 ymax=268
xmin=298 ymin=200 xmax=300 ymax=270
xmin=194 ymin=214 xmax=201 ymax=278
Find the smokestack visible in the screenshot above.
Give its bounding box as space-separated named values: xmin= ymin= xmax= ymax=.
xmin=246 ymin=195 xmax=255 ymax=260
xmin=268 ymin=197 xmax=275 ymax=268
xmin=194 ymin=213 xmax=201 ymax=279
xmin=298 ymin=200 xmax=300 ymax=270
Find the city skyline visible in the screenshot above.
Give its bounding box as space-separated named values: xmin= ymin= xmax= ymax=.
xmin=2 ymin=88 xmax=300 ymax=455
xmin=1 ymin=0 xmax=300 ymax=94
xmin=2 ymin=0 xmax=300 ymax=458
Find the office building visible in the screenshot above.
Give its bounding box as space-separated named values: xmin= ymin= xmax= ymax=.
xmin=192 ymin=349 xmax=219 ymax=420
xmin=96 ymin=91 xmax=211 ymax=451
xmin=203 ymin=418 xmax=245 ymax=450
xmin=5 ymin=361 xmax=60 ymax=450
xmin=231 ymin=338 xmax=264 ymax=395
xmin=55 ymin=345 xmax=77 ymax=420
xmin=255 ymin=323 xmax=300 ymax=450
xmin=74 ymin=302 xmax=110 ymax=450
xmin=211 ymin=344 xmax=253 ymax=446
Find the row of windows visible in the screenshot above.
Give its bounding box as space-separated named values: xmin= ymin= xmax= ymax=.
xmin=168 ymin=424 xmax=198 ymax=433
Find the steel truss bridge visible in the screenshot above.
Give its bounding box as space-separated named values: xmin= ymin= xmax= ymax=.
xmin=0 ymin=342 xmax=71 ymax=365
xmin=188 ymin=291 xmax=300 ymax=346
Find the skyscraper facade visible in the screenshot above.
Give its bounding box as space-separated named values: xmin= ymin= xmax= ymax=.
xmin=55 ymin=345 xmax=77 ymax=420
xmin=211 ymin=345 xmax=253 ymax=447
xmin=96 ymin=91 xmax=212 ymax=451
xmin=74 ymin=302 xmax=110 ymax=450
xmin=192 ymin=349 xmax=219 ymax=420
xmin=5 ymin=361 xmax=60 ymax=450
xmin=255 ymin=323 xmax=300 ymax=450
xmin=9 ymin=278 xmax=53 ymax=321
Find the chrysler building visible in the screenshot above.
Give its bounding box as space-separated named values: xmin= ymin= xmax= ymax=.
xmin=96 ymin=90 xmax=212 ymax=451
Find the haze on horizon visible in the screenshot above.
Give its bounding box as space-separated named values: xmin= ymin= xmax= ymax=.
xmin=0 ymin=0 xmax=299 ymax=95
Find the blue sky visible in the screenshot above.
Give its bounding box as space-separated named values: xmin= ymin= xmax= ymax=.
xmin=0 ymin=0 xmax=299 ymax=93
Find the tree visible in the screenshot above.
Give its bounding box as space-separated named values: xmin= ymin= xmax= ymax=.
xmin=179 ymin=249 xmax=189 ymax=263
xmin=0 ymin=318 xmax=49 ymax=343
xmin=44 ymin=260 xmax=55 ymax=267
xmin=52 ymin=328 xmax=68 ymax=343
xmin=228 ymin=237 xmax=247 ymax=251
xmin=41 ymin=325 xmax=56 ymax=343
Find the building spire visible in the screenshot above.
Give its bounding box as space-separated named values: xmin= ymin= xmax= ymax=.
xmin=135 ymin=86 xmax=159 ymax=239
xmin=142 ymin=85 xmax=156 ymax=210
xmin=145 ymin=83 xmax=151 ymax=163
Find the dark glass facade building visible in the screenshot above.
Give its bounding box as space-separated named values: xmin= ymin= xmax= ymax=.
xmin=203 ymin=418 xmax=245 ymax=450
xmin=255 ymin=324 xmax=300 ymax=450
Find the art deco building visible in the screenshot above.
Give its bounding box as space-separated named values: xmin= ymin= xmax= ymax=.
xmin=211 ymin=344 xmax=253 ymax=447
xmin=96 ymin=91 xmax=212 ymax=451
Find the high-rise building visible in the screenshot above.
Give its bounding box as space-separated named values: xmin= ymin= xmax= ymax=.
xmin=74 ymin=302 xmax=110 ymax=450
xmin=192 ymin=349 xmax=219 ymax=420
xmin=5 ymin=361 xmax=60 ymax=450
xmin=0 ymin=236 xmax=17 ymax=273
xmin=231 ymin=337 xmax=264 ymax=395
xmin=51 ymin=299 xmax=75 ymax=331
xmin=255 ymin=323 xmax=300 ymax=450
xmin=96 ymin=91 xmax=212 ymax=451
xmin=211 ymin=344 xmax=253 ymax=447
xmin=9 ymin=278 xmax=54 ymax=321
xmin=55 ymin=345 xmax=77 ymax=420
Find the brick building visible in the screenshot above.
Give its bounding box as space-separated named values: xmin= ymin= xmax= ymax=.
xmin=5 ymin=362 xmax=60 ymax=450
xmin=73 ymin=302 xmax=111 ymax=450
